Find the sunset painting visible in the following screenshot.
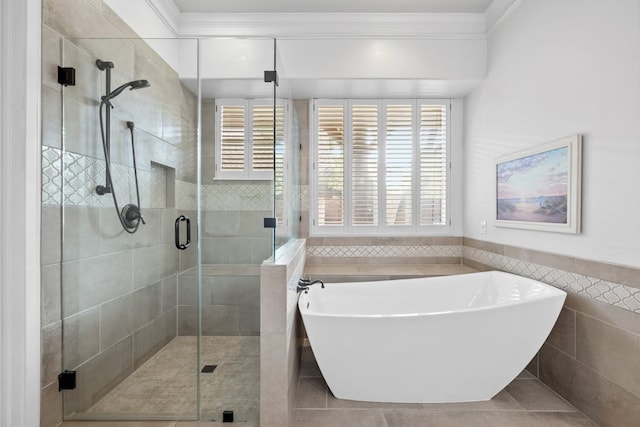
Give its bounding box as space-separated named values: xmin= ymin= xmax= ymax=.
xmin=496 ymin=146 xmax=569 ymax=223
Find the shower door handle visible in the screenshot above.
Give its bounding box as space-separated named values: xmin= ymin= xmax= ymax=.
xmin=175 ymin=215 xmax=191 ymax=250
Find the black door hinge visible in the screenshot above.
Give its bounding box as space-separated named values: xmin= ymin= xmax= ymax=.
xmin=58 ymin=370 xmax=77 ymax=391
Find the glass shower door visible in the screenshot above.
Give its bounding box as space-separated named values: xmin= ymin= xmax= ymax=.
xmin=58 ymin=37 xmax=200 ymax=420
xmin=56 ymin=35 xmax=278 ymax=423
xmin=196 ymin=37 xmax=277 ymax=423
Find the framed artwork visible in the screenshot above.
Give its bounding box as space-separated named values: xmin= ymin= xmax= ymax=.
xmin=495 ymin=134 xmax=582 ymax=234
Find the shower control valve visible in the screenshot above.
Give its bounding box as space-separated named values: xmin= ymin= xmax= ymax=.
xmin=121 ymin=204 xmax=145 ymax=229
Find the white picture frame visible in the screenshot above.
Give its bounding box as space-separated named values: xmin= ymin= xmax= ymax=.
xmin=495 ymin=134 xmax=582 ymax=234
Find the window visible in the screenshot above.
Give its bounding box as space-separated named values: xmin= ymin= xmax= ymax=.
xmin=215 ymin=98 xmax=290 ymax=233
xmin=215 ymin=99 xmax=288 ymax=180
xmin=311 ymin=99 xmax=450 ymax=235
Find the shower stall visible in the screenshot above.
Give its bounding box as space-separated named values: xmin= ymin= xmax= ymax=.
xmin=47 ymin=35 xmax=297 ymax=422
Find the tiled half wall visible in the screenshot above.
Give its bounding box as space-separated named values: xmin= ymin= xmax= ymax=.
xmin=463 ymin=238 xmax=640 ymax=427
xmin=305 ymin=236 xmax=640 ymax=425
xmin=261 ymin=239 xmax=306 ymax=427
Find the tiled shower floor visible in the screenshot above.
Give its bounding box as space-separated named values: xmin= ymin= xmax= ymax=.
xmin=84 ymin=336 xmax=259 ymax=422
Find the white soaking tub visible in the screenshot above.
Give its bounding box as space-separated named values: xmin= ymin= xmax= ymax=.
xmin=298 ymin=271 xmax=566 ymax=403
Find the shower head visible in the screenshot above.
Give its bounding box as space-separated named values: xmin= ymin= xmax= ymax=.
xmin=102 ymin=79 xmax=150 ymax=103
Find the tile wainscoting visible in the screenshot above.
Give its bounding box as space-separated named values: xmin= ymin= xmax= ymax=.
xmin=463 ymin=238 xmax=640 ymax=427
xmin=463 ymin=239 xmax=640 ymax=314
xmin=260 ymin=239 xmax=307 ymax=427
xmin=303 ymin=236 xmax=640 ymax=426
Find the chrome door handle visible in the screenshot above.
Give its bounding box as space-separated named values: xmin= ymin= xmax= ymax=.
xmin=175 ymin=215 xmax=191 ymax=250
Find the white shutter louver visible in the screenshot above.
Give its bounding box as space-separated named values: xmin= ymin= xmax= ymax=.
xmin=271 ymin=106 xmax=285 ymax=225
xmin=351 ymin=104 xmax=378 ymax=226
xmin=420 ymin=104 xmax=447 ymax=225
xmin=252 ymin=105 xmax=281 ymax=172
xmin=220 ymin=105 xmax=245 ymax=171
xmin=316 ymin=104 xmax=344 ymax=226
xmin=385 ymin=104 xmax=413 ymax=226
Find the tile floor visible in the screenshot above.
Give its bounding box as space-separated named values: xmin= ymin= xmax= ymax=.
xmin=73 ymin=336 xmax=259 ymax=423
xmin=293 ymin=347 xmax=598 ymax=427
xmin=62 ymin=343 xmax=599 ymax=427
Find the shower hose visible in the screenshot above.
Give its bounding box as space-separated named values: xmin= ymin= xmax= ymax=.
xmin=99 ymin=101 xmax=145 ymax=234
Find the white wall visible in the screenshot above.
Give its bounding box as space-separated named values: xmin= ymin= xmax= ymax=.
xmin=104 ymin=0 xmax=182 ymax=71
xmin=0 ymin=0 xmax=42 ymax=425
xmin=464 ymin=0 xmax=640 ymax=267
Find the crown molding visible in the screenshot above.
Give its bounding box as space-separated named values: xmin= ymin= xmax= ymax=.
xmin=484 ymin=0 xmax=521 ymax=34
xmin=145 ymin=0 xmax=180 ymax=35
xmin=146 ymin=0 xmax=522 ymax=39
xmin=178 ymin=12 xmax=486 ymax=38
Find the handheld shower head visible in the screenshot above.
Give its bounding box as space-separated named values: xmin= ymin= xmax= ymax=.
xmin=102 ymin=79 xmax=150 ymax=103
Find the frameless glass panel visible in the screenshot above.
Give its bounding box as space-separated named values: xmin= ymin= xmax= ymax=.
xmin=198 ymin=37 xmax=276 ymax=423
xmin=273 ymin=40 xmax=299 ymax=250
xmin=59 ymin=37 xmax=200 ymax=421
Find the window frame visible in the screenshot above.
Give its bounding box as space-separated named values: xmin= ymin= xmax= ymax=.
xmin=214 ymin=98 xmax=292 ymax=237
xmin=214 ymin=98 xmax=289 ymax=181
xmin=310 ymin=98 xmax=451 ymax=237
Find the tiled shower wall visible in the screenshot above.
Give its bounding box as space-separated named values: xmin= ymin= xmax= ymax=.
xmin=40 ymin=0 xmax=197 ymax=423
xmin=171 ymin=100 xmax=273 ymax=336
xmin=463 ymin=238 xmax=640 ymax=427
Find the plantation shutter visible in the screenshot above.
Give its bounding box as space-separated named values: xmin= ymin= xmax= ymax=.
xmin=311 ymin=99 xmax=450 ymax=235
xmin=419 ymin=104 xmax=447 ymax=225
xmin=316 ymin=104 xmax=345 ymax=226
xmin=252 ymin=105 xmax=276 ymax=172
xmin=220 ymin=105 xmax=245 ymax=172
xmin=271 ymin=106 xmax=286 ymax=225
xmin=351 ymin=104 xmax=379 ymax=226
xmin=385 ymin=104 xmax=413 ymax=226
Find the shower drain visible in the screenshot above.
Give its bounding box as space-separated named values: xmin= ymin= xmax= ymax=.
xmin=201 ymin=364 xmax=217 ymax=373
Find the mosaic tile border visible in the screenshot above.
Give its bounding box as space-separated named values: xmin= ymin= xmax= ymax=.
xmin=43 ymin=147 xmax=274 ymax=211
xmin=464 ymin=247 xmax=640 ymax=314
xmin=177 ymin=182 xmax=273 ymax=211
xmin=43 ymin=146 xmax=152 ymax=208
xmin=307 ymin=245 xmax=462 ymax=258
xmin=300 ymin=184 xmax=309 ymax=212
xmin=202 ymin=182 xmax=272 ymax=212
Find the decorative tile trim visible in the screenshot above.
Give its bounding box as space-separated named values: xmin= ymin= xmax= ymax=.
xmin=43 ymin=147 xmax=274 ymax=211
xmin=202 ymin=182 xmax=272 ymax=211
xmin=300 ymin=184 xmax=309 ymax=211
xmin=177 ymin=182 xmax=273 ymax=211
xmin=464 ymin=247 xmax=640 ymax=314
xmin=42 ymin=146 xmax=62 ymax=205
xmin=42 ymin=146 xmax=153 ymax=208
xmin=307 ymin=245 xmax=462 ymax=258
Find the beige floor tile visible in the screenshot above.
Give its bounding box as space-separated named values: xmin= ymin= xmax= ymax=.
xmin=75 ymin=336 xmax=259 ymax=422
xmin=505 ymin=379 xmax=576 ymax=411
xmin=294 ymin=409 xmax=387 ymax=427
xmin=383 ymin=410 xmax=597 ymax=427
xmin=295 ymin=377 xmax=328 ymax=409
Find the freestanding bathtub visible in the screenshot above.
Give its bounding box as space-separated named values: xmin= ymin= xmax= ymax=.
xmin=298 ymin=271 xmax=566 ymax=403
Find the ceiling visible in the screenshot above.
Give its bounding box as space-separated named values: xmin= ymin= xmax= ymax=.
xmin=107 ymin=0 xmax=518 ymax=98
xmin=172 ymin=0 xmax=495 ymax=14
